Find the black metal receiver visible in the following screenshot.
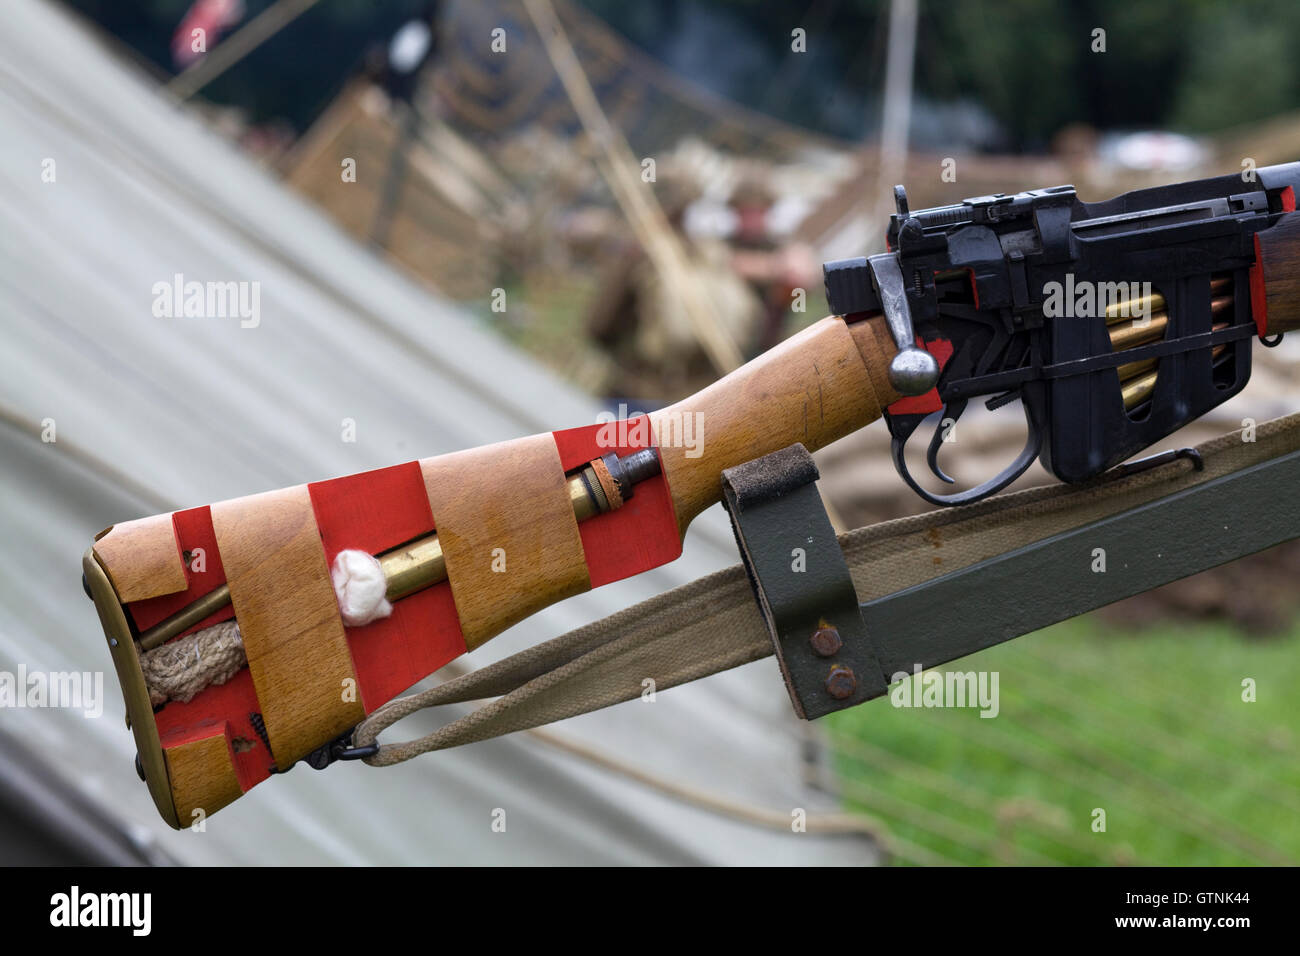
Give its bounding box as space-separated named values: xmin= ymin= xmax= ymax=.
xmin=824 ymin=162 xmax=1300 ymax=505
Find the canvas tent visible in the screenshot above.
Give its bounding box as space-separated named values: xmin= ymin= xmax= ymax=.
xmin=0 ymin=0 xmax=879 ymax=865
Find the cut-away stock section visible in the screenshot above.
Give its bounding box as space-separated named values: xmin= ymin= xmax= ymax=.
xmin=84 ymin=314 xmax=901 ymax=827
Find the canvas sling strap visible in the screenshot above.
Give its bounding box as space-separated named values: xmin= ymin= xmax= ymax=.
xmin=349 ymin=411 xmax=1300 ymax=767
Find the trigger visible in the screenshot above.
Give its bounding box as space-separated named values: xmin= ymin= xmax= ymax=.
xmin=925 ymin=401 xmax=967 ymax=484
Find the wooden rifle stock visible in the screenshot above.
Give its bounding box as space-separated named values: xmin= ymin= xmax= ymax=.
xmin=1252 ymin=211 xmax=1300 ymax=337
xmin=85 ymin=314 xmax=899 ymax=825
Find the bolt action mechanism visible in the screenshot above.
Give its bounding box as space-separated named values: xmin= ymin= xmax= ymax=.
xmin=822 ymin=185 xmax=940 ymax=398
xmin=868 ymin=250 xmax=941 ymax=396
xmin=877 ymin=185 xmax=941 ymax=396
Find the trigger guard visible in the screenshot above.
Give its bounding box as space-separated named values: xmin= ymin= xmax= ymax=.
xmin=891 ymin=403 xmax=1043 ymax=507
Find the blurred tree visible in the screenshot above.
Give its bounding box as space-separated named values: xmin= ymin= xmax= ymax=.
xmin=1169 ymin=1 xmax=1300 ymax=133
xmin=63 ymin=0 xmax=1300 ymax=146
xmin=588 ymin=0 xmax=1300 ymax=148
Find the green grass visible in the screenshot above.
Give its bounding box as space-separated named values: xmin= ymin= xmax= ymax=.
xmin=827 ymin=616 xmax=1300 ymax=865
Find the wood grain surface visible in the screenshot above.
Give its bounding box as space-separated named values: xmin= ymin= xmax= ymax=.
xmin=1254 ymin=212 xmax=1300 ymax=336
xmin=650 ymin=314 xmax=899 ymax=534
xmin=422 ymin=432 xmax=591 ymax=649
xmin=210 ymin=484 xmax=365 ymax=766
xmin=165 ymin=727 xmax=243 ymax=823
xmin=93 ymin=513 xmax=188 ymax=604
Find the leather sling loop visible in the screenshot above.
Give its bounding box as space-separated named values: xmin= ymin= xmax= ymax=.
xmin=720 ymin=444 xmax=890 ymax=718
xmin=352 ymin=411 xmax=1300 ymax=767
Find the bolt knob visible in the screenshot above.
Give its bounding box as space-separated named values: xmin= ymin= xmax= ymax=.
xmin=889 ymin=348 xmax=941 ymax=396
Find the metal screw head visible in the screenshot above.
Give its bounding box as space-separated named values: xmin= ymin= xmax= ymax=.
xmin=825 ymin=665 xmax=858 ymax=700
xmin=810 ymin=625 xmax=843 ymax=658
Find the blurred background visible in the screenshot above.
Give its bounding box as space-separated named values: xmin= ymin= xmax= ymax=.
xmin=2 ymin=0 xmax=1299 ymax=865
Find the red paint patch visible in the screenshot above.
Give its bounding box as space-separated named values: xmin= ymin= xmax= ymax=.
xmin=156 ymin=669 xmax=269 ymax=790
xmin=967 ymin=268 xmax=981 ymax=310
xmin=552 ymin=420 xmax=682 ymax=587
xmin=127 ymin=506 xmax=232 ymax=636
xmin=1251 ymin=233 xmax=1269 ymax=337
xmin=308 ymin=461 xmax=465 ymax=710
xmin=887 ymin=338 xmax=954 ymax=416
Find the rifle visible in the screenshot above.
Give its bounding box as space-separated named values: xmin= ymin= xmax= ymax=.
xmin=84 ymin=163 xmax=1300 ymax=826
